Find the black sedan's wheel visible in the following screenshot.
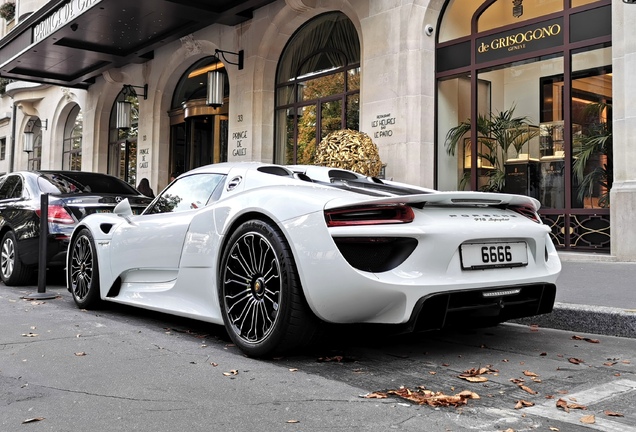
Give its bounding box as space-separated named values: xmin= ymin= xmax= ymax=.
xmin=0 ymin=231 xmax=32 ymax=286
xmin=219 ymin=220 xmax=318 ymax=357
xmin=68 ymin=228 xmax=101 ymax=309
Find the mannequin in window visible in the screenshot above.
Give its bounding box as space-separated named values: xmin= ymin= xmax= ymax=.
xmin=137 ymin=178 xmax=155 ymax=198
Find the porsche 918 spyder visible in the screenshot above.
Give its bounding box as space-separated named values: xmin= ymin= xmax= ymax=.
xmin=67 ymin=162 xmax=560 ymax=357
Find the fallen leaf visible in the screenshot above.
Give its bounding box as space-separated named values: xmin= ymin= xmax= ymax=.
xmin=21 ymin=333 xmax=38 ymax=337
xmin=22 ymin=418 xmax=45 ymax=424
xmin=289 ymin=368 xmax=298 ymax=372
xmin=603 ymin=361 xmax=618 ymax=366
xmin=362 ymin=392 xmax=388 ymax=399
xmin=572 ymin=335 xmax=600 ymax=343
xmin=603 ymin=410 xmax=624 ymax=417
xmin=223 ymin=369 xmax=238 ymax=376
xmin=580 ymin=414 xmax=595 ymax=424
xmin=286 ymin=420 xmax=299 ymax=424
xmin=381 ymin=387 xmax=479 ymax=407
xmin=210 ymin=362 xmax=218 ymax=367
xmin=459 ymin=375 xmax=488 ymax=383
xmin=523 ymin=370 xmax=539 ymax=377
xmin=74 ymin=352 xmax=87 ymax=356
xmin=519 ymin=385 xmax=537 ymax=395
xmin=428 ymin=371 xmax=437 ymax=375
xmin=621 ymin=360 xmax=631 ymax=364
xmin=556 ymin=398 xmax=569 ymax=412
xmin=510 ymin=378 xmax=525 ymax=385
xmin=556 ymin=398 xmax=587 ymax=412
xmin=540 ymin=352 xmax=547 ymax=356
xmin=549 ymin=427 xmax=559 ymax=431
xmin=568 ymin=358 xmax=584 ymax=365
xmin=514 ymin=399 xmax=535 ymax=409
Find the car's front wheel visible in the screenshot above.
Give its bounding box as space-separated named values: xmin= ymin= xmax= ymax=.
xmin=219 ymin=219 xmax=318 ymax=357
xmin=68 ymin=228 xmax=101 ymax=309
xmin=0 ymin=230 xmax=32 ymax=286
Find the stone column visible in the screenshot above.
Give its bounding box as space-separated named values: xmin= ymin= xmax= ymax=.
xmin=610 ymin=1 xmax=636 ymax=260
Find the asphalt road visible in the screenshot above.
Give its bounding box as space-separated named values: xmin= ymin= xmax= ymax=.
xmin=1 ymin=282 xmax=635 ymax=432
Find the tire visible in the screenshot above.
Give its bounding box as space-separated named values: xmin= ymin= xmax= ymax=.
xmin=0 ymin=231 xmax=33 ymax=286
xmin=68 ymin=228 xmax=102 ymax=309
xmin=219 ymin=219 xmax=318 ymax=357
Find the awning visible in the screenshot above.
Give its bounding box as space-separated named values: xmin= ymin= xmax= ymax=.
xmin=0 ymin=0 xmax=275 ymax=89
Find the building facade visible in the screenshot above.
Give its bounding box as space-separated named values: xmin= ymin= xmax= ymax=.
xmin=0 ymin=0 xmax=634 ymax=259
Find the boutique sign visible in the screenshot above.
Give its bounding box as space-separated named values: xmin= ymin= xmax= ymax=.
xmin=476 ymin=17 xmax=563 ymax=64
xmin=33 ymin=0 xmax=102 ymax=43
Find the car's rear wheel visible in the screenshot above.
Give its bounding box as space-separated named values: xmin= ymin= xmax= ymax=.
xmin=68 ymin=228 xmax=101 ymax=309
xmin=0 ymin=231 xmax=32 ymax=286
xmin=219 ymin=219 xmax=318 ymax=357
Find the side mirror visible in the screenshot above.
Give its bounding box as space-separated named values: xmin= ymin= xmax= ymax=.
xmin=114 ymin=198 xmax=133 ymax=219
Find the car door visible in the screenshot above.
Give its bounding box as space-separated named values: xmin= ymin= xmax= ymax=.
xmin=108 ymin=173 xmax=224 ymax=283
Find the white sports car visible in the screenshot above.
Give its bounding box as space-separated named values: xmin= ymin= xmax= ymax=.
xmin=67 ymin=162 xmax=561 ymax=357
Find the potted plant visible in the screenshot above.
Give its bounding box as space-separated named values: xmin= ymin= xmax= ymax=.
xmin=444 ymin=105 xmax=538 ymax=192
xmin=0 ymin=2 xmax=15 ymax=21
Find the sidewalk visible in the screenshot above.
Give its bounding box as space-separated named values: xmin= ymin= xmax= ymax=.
xmin=513 ymin=252 xmax=636 ymax=338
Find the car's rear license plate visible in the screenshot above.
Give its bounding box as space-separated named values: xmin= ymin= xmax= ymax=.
xmin=460 ymin=242 xmax=528 ymax=270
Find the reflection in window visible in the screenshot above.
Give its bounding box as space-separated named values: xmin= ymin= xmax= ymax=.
xmin=109 ymin=88 xmax=139 ymax=186
xmin=147 ymin=173 xmax=225 ymax=214
xmin=275 ymin=12 xmax=360 ymax=165
xmin=63 ymin=105 xmax=82 ymax=170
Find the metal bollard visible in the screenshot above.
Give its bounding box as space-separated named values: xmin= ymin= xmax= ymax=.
xmin=23 ymin=193 xmax=57 ymax=300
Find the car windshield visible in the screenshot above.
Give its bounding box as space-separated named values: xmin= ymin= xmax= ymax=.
xmin=37 ymin=172 xmax=140 ymax=195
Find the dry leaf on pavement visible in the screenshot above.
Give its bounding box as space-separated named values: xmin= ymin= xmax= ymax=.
xmin=580 ymin=415 xmax=595 ymax=424
xmin=604 ymin=410 xmax=624 ymax=417
xmin=22 ymin=418 xmax=45 ymax=424
xmin=514 ymin=400 xmax=535 ymax=409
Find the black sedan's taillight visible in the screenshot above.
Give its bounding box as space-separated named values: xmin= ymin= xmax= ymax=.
xmin=36 ymin=205 xmax=75 ymax=225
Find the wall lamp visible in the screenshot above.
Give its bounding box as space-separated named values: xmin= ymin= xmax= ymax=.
xmin=24 ymin=117 xmax=47 ymax=153
xmin=207 ymin=49 xmax=244 ymax=106
xmin=116 ymin=84 xmax=147 ymax=129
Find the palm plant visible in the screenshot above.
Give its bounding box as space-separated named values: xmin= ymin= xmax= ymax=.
xmin=573 ymin=102 xmax=612 ymax=208
xmin=444 ymin=106 xmax=538 ymax=192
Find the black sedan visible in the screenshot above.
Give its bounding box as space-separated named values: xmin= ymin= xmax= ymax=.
xmin=0 ymin=171 xmax=152 ymax=286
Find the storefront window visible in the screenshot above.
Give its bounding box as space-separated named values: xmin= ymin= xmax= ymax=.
xmin=436 ymin=0 xmax=611 ymax=251
xmin=570 ymin=45 xmax=612 ymax=209
xmin=274 ymin=12 xmax=360 ymax=164
xmin=63 ymin=105 xmax=82 ymax=170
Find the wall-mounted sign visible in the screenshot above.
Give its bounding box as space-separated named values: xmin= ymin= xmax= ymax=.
xmin=33 ymin=0 xmax=102 ymax=43
xmin=476 ymin=17 xmax=563 ymax=64
xmin=371 ymin=113 xmax=396 ymax=139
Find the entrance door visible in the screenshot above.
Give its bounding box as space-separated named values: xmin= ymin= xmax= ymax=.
xmin=169 ymin=102 xmax=228 ymax=176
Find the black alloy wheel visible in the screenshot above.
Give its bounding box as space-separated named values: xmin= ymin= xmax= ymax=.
xmin=219 ymin=219 xmax=318 ymax=357
xmin=68 ymin=228 xmax=102 ymax=309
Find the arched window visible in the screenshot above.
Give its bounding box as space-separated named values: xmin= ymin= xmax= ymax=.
xmin=63 ymin=105 xmax=82 ymax=170
xmin=168 ymin=56 xmax=229 ymax=176
xmin=109 ymin=87 xmax=139 ymax=185
xmin=275 ymin=12 xmax=361 ymax=164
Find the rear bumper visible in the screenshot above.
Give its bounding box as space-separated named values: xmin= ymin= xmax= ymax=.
xmin=406 ymin=283 xmax=557 ymax=332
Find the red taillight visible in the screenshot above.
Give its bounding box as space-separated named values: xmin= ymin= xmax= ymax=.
xmin=325 ymin=205 xmax=414 ymax=227
xmin=35 ymin=205 xmax=75 ymax=225
xmin=511 ymin=205 xmax=541 ymax=223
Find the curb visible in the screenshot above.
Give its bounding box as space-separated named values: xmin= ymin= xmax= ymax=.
xmin=512 ymin=302 xmax=636 ymax=339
